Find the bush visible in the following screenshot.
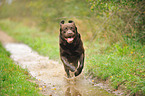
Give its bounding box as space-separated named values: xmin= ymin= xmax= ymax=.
xmin=88 ymin=0 xmax=145 ymax=44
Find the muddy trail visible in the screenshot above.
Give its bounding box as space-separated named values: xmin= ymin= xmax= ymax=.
xmin=0 ymin=31 xmax=117 ymax=96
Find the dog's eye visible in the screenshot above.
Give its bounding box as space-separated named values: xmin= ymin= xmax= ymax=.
xmin=63 ymin=31 xmax=66 ymax=33
xmin=65 ymin=28 xmax=68 ymax=30
xmin=70 ymin=27 xmax=73 ymax=29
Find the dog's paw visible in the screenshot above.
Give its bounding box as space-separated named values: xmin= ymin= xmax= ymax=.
xmin=70 ymin=66 xmax=75 ymax=72
xmin=75 ymin=71 xmax=80 ymax=77
xmin=75 ymin=69 xmax=82 ymax=77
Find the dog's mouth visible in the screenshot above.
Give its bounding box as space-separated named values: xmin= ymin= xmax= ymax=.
xmin=64 ymin=36 xmax=75 ymax=43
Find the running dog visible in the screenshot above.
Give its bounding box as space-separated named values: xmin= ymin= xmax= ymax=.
xmin=59 ymin=20 xmax=85 ymax=78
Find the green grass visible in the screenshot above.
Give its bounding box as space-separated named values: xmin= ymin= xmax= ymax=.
xmin=86 ymin=42 xmax=145 ymax=95
xmin=0 ymin=0 xmax=144 ymax=95
xmin=0 ymin=19 xmax=59 ymax=60
xmin=0 ymin=19 xmax=145 ymax=95
xmin=0 ymin=43 xmax=41 ymax=96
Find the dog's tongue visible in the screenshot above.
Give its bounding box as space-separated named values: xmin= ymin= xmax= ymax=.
xmin=67 ymin=38 xmax=74 ymax=43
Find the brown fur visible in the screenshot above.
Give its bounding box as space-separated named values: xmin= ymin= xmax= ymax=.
xmin=59 ymin=20 xmax=85 ymax=78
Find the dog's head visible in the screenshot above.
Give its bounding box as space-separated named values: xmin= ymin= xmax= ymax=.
xmin=60 ymin=20 xmax=77 ymax=43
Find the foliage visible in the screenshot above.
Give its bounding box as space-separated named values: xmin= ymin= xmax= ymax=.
xmin=0 ymin=0 xmax=145 ymax=95
xmin=88 ymin=0 xmax=145 ymax=44
xmin=1 ymin=0 xmax=144 ymax=44
xmin=0 ymin=43 xmax=41 ymax=96
xmin=0 ymin=0 xmax=90 ymax=31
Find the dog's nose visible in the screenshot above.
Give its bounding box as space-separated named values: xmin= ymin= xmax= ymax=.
xmin=67 ymin=31 xmax=73 ymax=35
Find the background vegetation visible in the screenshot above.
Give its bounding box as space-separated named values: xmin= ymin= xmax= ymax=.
xmin=0 ymin=0 xmax=144 ymax=95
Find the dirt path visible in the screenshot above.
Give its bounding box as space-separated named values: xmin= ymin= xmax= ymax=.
xmin=0 ymin=31 xmax=119 ymax=96
xmin=0 ymin=31 xmax=15 ymax=43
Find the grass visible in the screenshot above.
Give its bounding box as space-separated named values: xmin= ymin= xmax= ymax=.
xmin=0 ymin=43 xmax=41 ymax=96
xmin=0 ymin=19 xmax=59 ymax=60
xmin=0 ymin=0 xmax=144 ymax=95
xmin=86 ymin=42 xmax=145 ymax=95
xmin=0 ymin=19 xmax=145 ymax=95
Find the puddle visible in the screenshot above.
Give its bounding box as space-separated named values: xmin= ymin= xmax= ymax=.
xmin=4 ymin=43 xmax=115 ymax=96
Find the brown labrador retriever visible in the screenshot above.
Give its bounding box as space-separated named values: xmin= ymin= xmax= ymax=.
xmin=59 ymin=20 xmax=85 ymax=78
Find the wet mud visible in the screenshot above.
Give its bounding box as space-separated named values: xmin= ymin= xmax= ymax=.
xmin=4 ymin=43 xmax=114 ymax=96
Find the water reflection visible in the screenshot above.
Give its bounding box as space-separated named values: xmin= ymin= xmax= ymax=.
xmin=65 ymin=86 xmax=81 ymax=96
xmin=62 ymin=76 xmax=114 ymax=96
xmin=64 ymin=77 xmax=81 ymax=96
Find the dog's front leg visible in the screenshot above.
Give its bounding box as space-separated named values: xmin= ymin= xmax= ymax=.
xmin=61 ymin=56 xmax=76 ymax=72
xmin=75 ymin=53 xmax=84 ymax=76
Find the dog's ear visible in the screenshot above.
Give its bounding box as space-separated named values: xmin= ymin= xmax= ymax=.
xmin=60 ymin=20 xmax=64 ymax=33
xmin=60 ymin=20 xmax=65 ymax=26
xmin=68 ymin=20 xmax=75 ymax=26
xmin=75 ymin=26 xmax=78 ymax=33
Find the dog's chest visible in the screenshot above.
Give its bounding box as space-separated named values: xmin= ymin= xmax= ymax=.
xmin=63 ymin=47 xmax=80 ymax=56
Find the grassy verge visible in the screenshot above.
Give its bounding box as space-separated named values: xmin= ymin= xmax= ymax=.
xmin=0 ymin=19 xmax=145 ymax=95
xmin=0 ymin=43 xmax=41 ymax=96
xmin=86 ymin=41 xmax=145 ymax=95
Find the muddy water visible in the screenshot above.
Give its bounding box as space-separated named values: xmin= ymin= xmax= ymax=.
xmin=4 ymin=43 xmax=114 ymax=96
